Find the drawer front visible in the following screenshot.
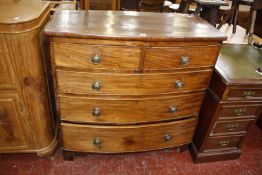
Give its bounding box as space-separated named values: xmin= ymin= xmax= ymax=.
xmin=204 ymin=136 xmax=242 ymax=151
xmin=56 ymin=70 xmax=212 ymax=95
xmin=227 ymin=88 xmax=262 ymax=101
xmin=219 ymin=104 xmax=262 ymax=119
xmin=52 ymin=43 xmax=141 ymax=70
xmin=61 ymin=118 xmax=197 ymax=153
xmin=144 ymin=45 xmax=219 ymax=70
xmin=59 ymin=92 xmax=205 ymax=123
xmin=211 ymin=119 xmax=253 ymax=136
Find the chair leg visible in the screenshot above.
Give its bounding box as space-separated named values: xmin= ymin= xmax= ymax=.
xmin=217 ymin=0 xmax=240 ymax=30
xmin=232 ymin=5 xmax=239 ymax=34
xmin=248 ymin=9 xmax=257 ymax=45
xmin=246 ymin=8 xmax=253 ymax=34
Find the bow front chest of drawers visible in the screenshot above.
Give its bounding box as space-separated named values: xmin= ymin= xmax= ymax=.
xmin=44 ymin=10 xmax=226 ymax=160
xmin=191 ymin=44 xmax=262 ymax=163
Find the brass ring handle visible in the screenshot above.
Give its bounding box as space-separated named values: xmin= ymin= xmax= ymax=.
xmin=91 ymin=54 xmax=101 ymax=64
xmin=92 ymin=108 xmax=101 ymax=117
xmin=219 ymin=140 xmax=230 ymax=147
xmin=164 ymin=134 xmax=173 ymax=142
xmin=92 ymin=81 xmax=101 ymax=91
xmin=175 ymin=80 xmax=184 ymax=89
xmin=181 ymin=56 xmax=189 ymax=65
xmin=93 ymin=138 xmax=102 ymax=147
xmin=169 ymin=106 xmax=177 ymax=114
xmin=242 ymin=91 xmax=256 ymax=98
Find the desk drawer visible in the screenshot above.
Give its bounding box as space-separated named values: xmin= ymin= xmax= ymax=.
xmin=227 ymin=87 xmax=262 ymax=101
xmin=218 ymin=104 xmax=262 ymax=119
xmin=204 ymin=136 xmax=243 ymax=151
xmin=144 ymin=45 xmax=219 ymax=70
xmin=211 ymin=119 xmax=253 ymax=136
xmin=52 ymin=43 xmax=141 ymax=70
xmin=56 ymin=70 xmax=212 ymax=95
xmin=61 ymin=117 xmax=197 ymax=153
xmin=59 ymin=92 xmax=205 ymax=124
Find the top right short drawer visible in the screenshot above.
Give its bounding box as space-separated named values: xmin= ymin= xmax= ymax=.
xmin=144 ymin=45 xmax=220 ymax=70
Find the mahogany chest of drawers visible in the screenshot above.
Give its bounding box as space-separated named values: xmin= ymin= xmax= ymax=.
xmin=44 ymin=10 xmax=226 ymax=160
xmin=191 ymin=44 xmax=262 ymax=163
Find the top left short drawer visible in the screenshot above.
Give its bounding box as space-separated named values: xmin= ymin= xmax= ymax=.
xmin=52 ymin=43 xmax=141 ymax=70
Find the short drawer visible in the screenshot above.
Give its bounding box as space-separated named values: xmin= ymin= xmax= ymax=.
xmin=56 ymin=69 xmax=212 ymax=95
xmin=59 ymin=92 xmax=205 ymax=124
xmin=144 ymin=45 xmax=220 ymax=70
xmin=210 ymin=119 xmax=253 ymax=136
xmin=204 ymin=136 xmax=243 ymax=151
xmin=226 ymin=87 xmax=262 ymax=101
xmin=52 ymin=43 xmax=141 ymax=70
xmin=61 ymin=117 xmax=197 ymax=153
xmin=218 ymin=104 xmax=262 ymax=119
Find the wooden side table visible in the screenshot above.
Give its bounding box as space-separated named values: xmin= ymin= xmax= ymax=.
xmin=194 ymin=0 xmax=229 ymax=27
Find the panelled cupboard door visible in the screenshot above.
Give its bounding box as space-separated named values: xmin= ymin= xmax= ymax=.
xmin=0 ymin=34 xmax=16 ymax=89
xmin=0 ymin=92 xmax=30 ymax=151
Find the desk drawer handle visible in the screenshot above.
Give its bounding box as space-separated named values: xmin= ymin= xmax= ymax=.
xmin=92 ymin=108 xmax=101 ymax=117
xmin=175 ymin=80 xmax=184 ymax=89
xmin=234 ymin=109 xmax=246 ymax=116
xmin=164 ymin=134 xmax=173 ymax=142
xmin=242 ymin=91 xmax=256 ymax=98
xmin=219 ymin=140 xmax=230 ymax=147
xmin=93 ymin=138 xmax=102 ymax=147
xmin=181 ymin=56 xmax=189 ymax=65
xmin=169 ymin=106 xmax=177 ymax=114
xmin=226 ymin=124 xmax=239 ymax=131
xmin=91 ymin=54 xmax=101 ymax=64
xmin=92 ymin=81 xmax=101 ymax=91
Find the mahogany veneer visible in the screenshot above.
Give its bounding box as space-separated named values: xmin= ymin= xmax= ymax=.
xmin=44 ymin=10 xmax=226 ymax=160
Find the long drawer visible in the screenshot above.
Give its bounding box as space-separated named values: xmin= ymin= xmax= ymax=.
xmin=61 ymin=117 xmax=197 ymax=153
xmin=52 ymin=43 xmax=141 ymax=70
xmin=144 ymin=45 xmax=220 ymax=70
xmin=58 ymin=92 xmax=205 ymax=124
xmin=56 ymin=70 xmax=212 ymax=95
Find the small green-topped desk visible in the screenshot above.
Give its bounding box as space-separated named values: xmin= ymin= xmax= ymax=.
xmin=191 ymin=44 xmax=262 ymax=163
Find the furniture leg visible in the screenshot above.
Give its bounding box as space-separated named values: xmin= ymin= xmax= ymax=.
xmin=233 ymin=4 xmax=239 ymax=34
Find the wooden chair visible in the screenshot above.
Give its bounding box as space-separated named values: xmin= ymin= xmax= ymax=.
xmin=138 ymin=0 xmax=166 ymax=12
xmin=177 ymin=0 xmax=193 ymax=13
xmin=217 ymin=0 xmax=253 ymax=34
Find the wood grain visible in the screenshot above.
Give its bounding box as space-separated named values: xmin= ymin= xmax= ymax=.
xmin=52 ymin=42 xmax=141 ymax=70
xmin=58 ymin=92 xmax=205 ymax=124
xmin=44 ymin=10 xmax=227 ymax=42
xmin=0 ymin=92 xmax=30 ymax=151
xmin=56 ymin=70 xmax=212 ymax=95
xmin=61 ymin=117 xmax=197 ymax=153
xmin=226 ymin=87 xmax=262 ymax=101
xmin=144 ymin=45 xmax=220 ymax=70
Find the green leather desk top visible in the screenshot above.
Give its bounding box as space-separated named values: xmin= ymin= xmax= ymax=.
xmin=215 ymin=44 xmax=262 ymax=85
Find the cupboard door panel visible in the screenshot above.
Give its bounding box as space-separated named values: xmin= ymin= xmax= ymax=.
xmin=0 ymin=92 xmax=29 ymax=151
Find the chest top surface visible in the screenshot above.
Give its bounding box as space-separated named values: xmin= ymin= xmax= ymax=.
xmin=44 ymin=10 xmax=227 ymax=42
xmin=0 ymin=0 xmax=49 ymax=24
xmin=216 ymin=44 xmax=262 ymax=85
